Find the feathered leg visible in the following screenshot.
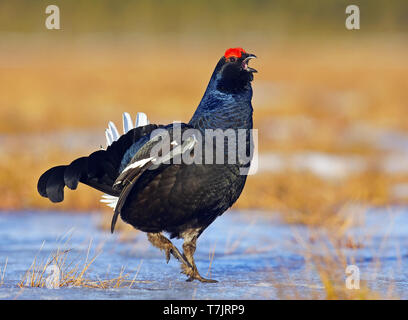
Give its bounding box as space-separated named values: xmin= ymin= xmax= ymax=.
xmin=181 ymin=236 xmax=218 ymax=283
xmin=147 ymin=233 xmax=191 ymax=267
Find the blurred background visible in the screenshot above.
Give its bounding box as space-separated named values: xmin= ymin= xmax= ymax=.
xmin=0 ymin=0 xmax=407 ymax=223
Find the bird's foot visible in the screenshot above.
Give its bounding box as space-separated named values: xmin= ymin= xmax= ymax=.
xmin=186 ymin=275 xmax=218 ymax=283
xmin=181 ymin=264 xmax=218 ymax=283
xmin=164 ymin=245 xmax=187 ymax=265
xmin=147 ymin=233 xmax=191 ymax=267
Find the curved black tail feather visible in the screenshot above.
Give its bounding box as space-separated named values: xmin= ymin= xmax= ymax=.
xmin=37 ymin=124 xmax=159 ymax=203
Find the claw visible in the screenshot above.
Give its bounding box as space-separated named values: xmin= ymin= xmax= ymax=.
xmin=181 ymin=263 xmax=217 ymax=283
xmin=199 ymin=277 xmax=218 ymax=283
xmin=165 ymin=249 xmax=171 ymax=264
xmin=185 ymin=273 xmax=218 ymax=283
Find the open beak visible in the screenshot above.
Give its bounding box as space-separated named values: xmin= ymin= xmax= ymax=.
xmin=242 ymin=54 xmax=257 ymax=73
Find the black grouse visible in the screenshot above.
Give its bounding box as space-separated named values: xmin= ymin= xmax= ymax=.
xmin=38 ymin=47 xmax=257 ymax=282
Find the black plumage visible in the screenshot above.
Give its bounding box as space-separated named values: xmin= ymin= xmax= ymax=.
xmin=37 ymin=48 xmax=257 ymax=282
xmin=38 ymin=124 xmax=160 ymax=200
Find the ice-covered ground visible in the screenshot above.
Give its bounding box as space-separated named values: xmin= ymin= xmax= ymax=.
xmin=0 ymin=208 xmax=408 ymax=299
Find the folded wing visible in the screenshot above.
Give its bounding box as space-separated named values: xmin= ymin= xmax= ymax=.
xmin=110 ymin=123 xmax=198 ymax=232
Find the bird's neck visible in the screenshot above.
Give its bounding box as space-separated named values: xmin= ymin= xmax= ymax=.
xmin=188 ymin=77 xmax=253 ymax=131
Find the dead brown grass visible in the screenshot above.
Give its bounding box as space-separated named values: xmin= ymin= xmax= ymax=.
xmin=18 ymin=237 xmax=144 ymax=289
xmin=0 ymin=258 xmax=7 ymax=287
xmin=266 ymin=225 xmax=398 ymax=300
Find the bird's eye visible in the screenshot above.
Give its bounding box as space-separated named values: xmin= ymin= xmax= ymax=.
xmin=229 ymin=57 xmax=236 ymax=62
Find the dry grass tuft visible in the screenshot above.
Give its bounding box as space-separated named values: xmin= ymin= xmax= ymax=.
xmin=0 ymin=258 xmax=7 ymax=287
xmin=18 ymin=237 xmax=142 ymax=289
xmin=267 ymin=227 xmax=397 ymax=300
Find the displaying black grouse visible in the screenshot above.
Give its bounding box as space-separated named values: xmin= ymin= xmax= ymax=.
xmin=38 ymin=47 xmax=257 ymax=282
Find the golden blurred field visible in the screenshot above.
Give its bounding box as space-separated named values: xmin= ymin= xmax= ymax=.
xmin=1 ymin=36 xmax=408 ymax=224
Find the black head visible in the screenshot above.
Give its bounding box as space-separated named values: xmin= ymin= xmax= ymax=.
xmin=213 ymin=48 xmax=257 ymax=94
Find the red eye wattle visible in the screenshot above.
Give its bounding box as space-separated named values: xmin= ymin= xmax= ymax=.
xmin=224 ymin=47 xmax=246 ymax=59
